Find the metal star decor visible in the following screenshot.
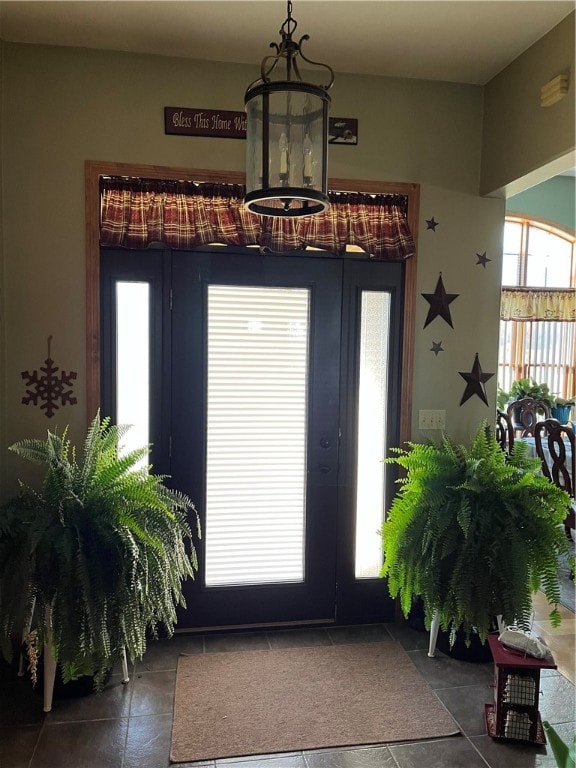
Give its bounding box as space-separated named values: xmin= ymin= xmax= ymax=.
xmin=430 ymin=341 xmax=444 ymax=356
xmin=421 ymin=273 xmax=459 ymax=328
xmin=425 ymin=216 xmax=439 ymax=231
xmin=459 ymin=353 xmax=494 ymax=406
xmin=476 ymin=251 xmax=491 ymax=268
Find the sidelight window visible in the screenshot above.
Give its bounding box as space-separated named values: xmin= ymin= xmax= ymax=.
xmin=355 ymin=291 xmax=391 ymax=578
xmin=115 ymin=281 xmax=150 ymax=464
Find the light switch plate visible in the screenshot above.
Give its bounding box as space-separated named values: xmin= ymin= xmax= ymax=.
xmin=419 ymin=409 xmax=446 ymax=430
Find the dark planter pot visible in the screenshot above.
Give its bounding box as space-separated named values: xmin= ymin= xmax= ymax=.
xmin=404 ymin=600 xmax=497 ymax=663
xmin=33 ymin=656 xmax=112 ymax=699
xmin=407 ymin=597 xmax=427 ymax=633
xmin=436 ymin=627 xmax=495 ymax=663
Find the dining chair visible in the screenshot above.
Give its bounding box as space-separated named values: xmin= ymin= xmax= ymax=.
xmin=507 ymin=397 xmax=551 ymax=437
xmin=534 ymin=418 xmax=575 ymax=534
xmin=495 ymin=409 xmax=514 ymax=453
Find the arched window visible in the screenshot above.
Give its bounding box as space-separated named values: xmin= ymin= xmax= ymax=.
xmin=498 ymin=216 xmax=576 ymax=399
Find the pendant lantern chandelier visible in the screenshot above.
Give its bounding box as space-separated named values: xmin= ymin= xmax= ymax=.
xmin=244 ymin=1 xmax=334 ymax=217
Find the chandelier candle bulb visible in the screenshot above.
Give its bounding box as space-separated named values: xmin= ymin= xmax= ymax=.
xmin=279 ymin=132 xmax=289 ymax=175
xmin=303 ymin=133 xmax=313 ymax=180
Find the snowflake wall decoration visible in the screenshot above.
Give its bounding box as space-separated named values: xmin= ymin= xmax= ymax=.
xmin=21 ymin=336 xmax=78 ymax=418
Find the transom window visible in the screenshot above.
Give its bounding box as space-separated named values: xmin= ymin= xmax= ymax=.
xmin=502 ymin=218 xmax=575 ymax=288
xmin=498 ymin=216 xmax=576 ymax=399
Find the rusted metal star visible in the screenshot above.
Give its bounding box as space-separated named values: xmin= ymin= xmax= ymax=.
xmin=459 ymin=353 xmax=494 ymax=406
xmin=430 ymin=341 xmax=444 ymax=355
xmin=421 ymin=273 xmax=459 ymax=328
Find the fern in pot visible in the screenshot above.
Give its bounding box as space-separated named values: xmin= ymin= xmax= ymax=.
xmin=380 ymin=422 xmax=570 ymax=654
xmin=0 ymin=413 xmax=200 ymax=695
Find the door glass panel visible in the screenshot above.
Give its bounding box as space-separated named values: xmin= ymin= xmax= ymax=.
xmin=355 ymin=291 xmax=391 ymax=578
xmin=205 ymin=285 xmax=310 ymax=587
xmin=115 ymin=281 xmax=150 ymax=463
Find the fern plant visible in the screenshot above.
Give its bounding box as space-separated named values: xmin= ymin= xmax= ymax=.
xmin=380 ymin=422 xmax=570 ymax=646
xmin=0 ymin=413 xmax=200 ymax=690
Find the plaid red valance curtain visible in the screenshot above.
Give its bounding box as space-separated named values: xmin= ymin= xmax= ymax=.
xmin=99 ymin=178 xmax=415 ymax=261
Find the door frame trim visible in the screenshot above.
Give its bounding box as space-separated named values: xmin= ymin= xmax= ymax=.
xmin=85 ymin=160 xmax=419 ymax=442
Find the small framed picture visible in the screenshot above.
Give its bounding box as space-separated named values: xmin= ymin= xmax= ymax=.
xmin=329 ymin=117 xmax=358 ymax=145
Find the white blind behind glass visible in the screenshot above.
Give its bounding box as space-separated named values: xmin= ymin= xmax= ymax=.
xmin=355 ymin=291 xmax=391 ymax=579
xmin=205 ymin=285 xmax=310 ymax=587
xmin=116 ymin=282 xmax=150 ymax=467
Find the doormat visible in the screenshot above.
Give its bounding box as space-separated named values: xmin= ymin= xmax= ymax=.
xmin=170 ymin=641 xmax=459 ymax=763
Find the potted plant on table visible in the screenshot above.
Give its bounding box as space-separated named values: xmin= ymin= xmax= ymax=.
xmin=550 ymin=395 xmax=575 ymax=425
xmin=0 ymin=413 xmax=200 ymax=702
xmin=500 ymin=377 xmax=554 ymax=422
xmin=505 ymin=377 xmax=554 ymax=408
xmin=379 ymin=422 xmax=570 ymax=658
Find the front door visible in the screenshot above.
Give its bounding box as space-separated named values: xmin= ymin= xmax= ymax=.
xmin=100 ymin=248 xmax=403 ymax=630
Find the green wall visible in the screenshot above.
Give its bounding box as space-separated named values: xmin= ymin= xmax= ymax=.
xmin=2 ymin=34 xmax=569 ymax=493
xmin=481 ymin=12 xmax=575 ymax=197
xmin=507 ymin=175 xmax=576 ymax=232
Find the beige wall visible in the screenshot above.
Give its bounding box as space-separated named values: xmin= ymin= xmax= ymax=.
xmin=1 ymin=41 xmax=507 ymax=492
xmin=481 ymin=11 xmax=575 ymax=197
xmin=412 ymin=184 xmax=503 ymax=440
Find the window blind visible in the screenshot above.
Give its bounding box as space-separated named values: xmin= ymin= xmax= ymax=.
xmin=204 ymin=285 xmax=310 ymax=586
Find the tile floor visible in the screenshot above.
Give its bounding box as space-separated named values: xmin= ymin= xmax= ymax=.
xmin=0 ymin=609 xmax=574 ymax=768
xmin=531 ymin=589 xmax=575 ymax=685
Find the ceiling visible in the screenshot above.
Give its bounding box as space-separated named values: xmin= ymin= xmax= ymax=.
xmin=0 ymin=0 xmax=574 ymax=86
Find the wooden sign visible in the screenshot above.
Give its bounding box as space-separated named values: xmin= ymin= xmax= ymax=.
xmin=165 ymin=107 xmax=247 ymax=139
xmin=165 ymin=107 xmax=358 ymax=145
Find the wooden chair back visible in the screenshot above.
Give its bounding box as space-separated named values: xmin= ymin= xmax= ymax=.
xmin=506 ymin=397 xmax=551 ymax=437
xmin=534 ymin=419 xmax=575 ymax=498
xmin=495 ymin=409 xmax=514 ymax=453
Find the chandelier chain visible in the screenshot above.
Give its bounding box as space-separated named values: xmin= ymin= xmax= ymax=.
xmin=281 ymin=1 xmax=297 ymax=39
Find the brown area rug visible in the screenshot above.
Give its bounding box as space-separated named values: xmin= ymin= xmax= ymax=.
xmin=170 ymin=642 xmax=459 ymax=763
